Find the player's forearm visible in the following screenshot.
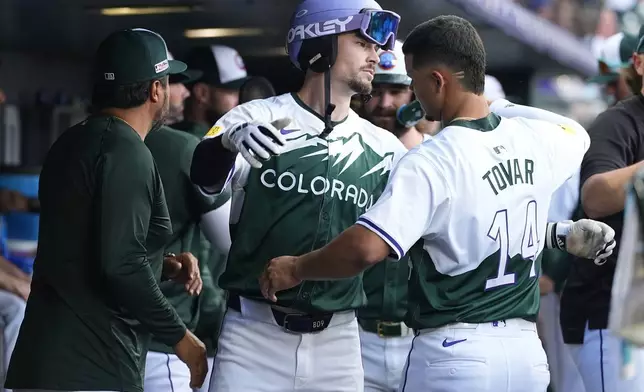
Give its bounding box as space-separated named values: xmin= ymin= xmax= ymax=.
xmin=581 ymin=163 xmax=643 ymax=218
xmin=104 ymin=258 xmax=187 ymax=346
xmin=190 ymin=137 xmax=237 ymax=192
xmin=294 ymin=225 xmax=387 ymax=281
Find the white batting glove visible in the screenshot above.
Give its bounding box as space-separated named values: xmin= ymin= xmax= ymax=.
xmin=546 ymin=219 xmax=616 ymax=265
xmin=221 ymin=118 xmax=291 ymax=169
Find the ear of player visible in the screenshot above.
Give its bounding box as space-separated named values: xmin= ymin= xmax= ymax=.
xmin=220 ymin=118 xmax=292 ymax=169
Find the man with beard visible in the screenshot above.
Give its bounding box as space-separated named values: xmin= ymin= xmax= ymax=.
xmin=173 ymin=45 xmax=250 ymax=138
xmin=362 ymin=40 xmax=429 ymax=150
xmin=190 ymin=1 xmax=405 ymax=390
xmin=356 ymin=39 xmax=424 ymax=392
xmin=164 ymin=51 xmax=200 ymax=126
xmin=4 ymin=28 xmax=208 ymax=392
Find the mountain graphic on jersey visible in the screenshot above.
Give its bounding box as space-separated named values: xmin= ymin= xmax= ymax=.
xmin=255 ymin=131 xmax=394 ymax=210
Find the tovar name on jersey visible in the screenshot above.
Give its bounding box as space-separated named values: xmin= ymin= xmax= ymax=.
xmin=259 ymin=169 xmax=376 ymax=209
xmin=482 ymin=158 xmax=534 ymax=195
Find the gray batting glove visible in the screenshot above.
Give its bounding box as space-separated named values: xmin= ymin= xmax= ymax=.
xmin=221 ymin=118 xmax=291 ymax=169
xmin=546 ymin=219 xmax=616 ymax=265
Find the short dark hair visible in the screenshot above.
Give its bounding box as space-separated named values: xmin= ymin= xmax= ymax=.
xmin=402 ymin=15 xmax=486 ymax=94
xmin=90 ymin=76 xmax=168 ymax=111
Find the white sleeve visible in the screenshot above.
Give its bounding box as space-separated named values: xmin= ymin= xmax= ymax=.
xmin=200 ymin=200 xmax=232 ymax=255
xmin=490 ymin=99 xmax=590 ymax=189
xmin=356 ymin=152 xmax=451 ymax=260
xmin=547 ymin=168 xmax=580 ymax=222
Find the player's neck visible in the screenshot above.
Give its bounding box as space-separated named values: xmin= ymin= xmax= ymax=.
xmin=443 ymin=93 xmax=490 ymax=124
xmin=183 ymin=104 xmax=209 ymax=128
xmin=101 ymin=107 xmax=153 ymax=141
xmin=298 ymin=74 xmax=352 ymax=122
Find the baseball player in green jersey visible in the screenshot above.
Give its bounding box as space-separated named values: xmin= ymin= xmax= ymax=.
xmin=260 ymin=16 xmax=617 ymax=392
xmin=189 ymin=1 xmax=404 ymax=390
xmin=356 ymin=39 xmax=424 ymax=392
xmin=5 ymin=29 xmax=207 ymax=392
xmin=172 ymin=45 xmax=248 ymax=392
xmin=143 ymin=59 xmax=231 ymax=392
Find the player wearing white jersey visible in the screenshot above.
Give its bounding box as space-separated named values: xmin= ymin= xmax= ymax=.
xmin=259 ymin=16 xmax=616 ymax=392
xmin=189 ymin=0 xmax=404 ymax=391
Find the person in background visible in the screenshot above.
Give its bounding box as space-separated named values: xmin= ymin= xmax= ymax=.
xmin=174 ymin=45 xmax=250 ymax=139
xmin=356 ymin=39 xmax=422 ymax=392
xmin=5 ymin=28 xmax=208 ymax=392
xmin=164 ymin=52 xmax=200 ymax=126
xmin=0 ymin=190 xmax=38 ymax=214
xmin=560 ymin=28 xmax=644 ymax=392
xmin=143 ymin=55 xmax=230 ymax=392
xmin=362 ymin=40 xmax=430 ymax=149
xmin=172 ymin=44 xmax=248 ymax=392
xmin=588 ymin=32 xmax=638 ymax=106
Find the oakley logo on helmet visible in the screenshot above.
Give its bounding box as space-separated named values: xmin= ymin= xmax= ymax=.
xmin=378 ymin=50 xmax=396 ymax=70
xmin=287 ymin=16 xmax=353 ymax=43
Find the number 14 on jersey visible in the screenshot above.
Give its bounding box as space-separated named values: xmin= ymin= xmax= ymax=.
xmin=486 ymin=200 xmax=539 ymax=290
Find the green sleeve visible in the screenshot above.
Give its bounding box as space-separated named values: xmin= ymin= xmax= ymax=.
xmin=99 ymin=144 xmax=186 ymax=347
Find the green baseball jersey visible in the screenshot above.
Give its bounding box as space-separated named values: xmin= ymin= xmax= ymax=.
xmin=357 ymin=113 xmax=589 ymax=330
xmin=172 ymin=120 xmax=230 ymax=356
xmin=358 ymin=257 xmax=410 ymax=322
xmin=6 ymin=115 xmax=186 ymax=392
xmin=204 ymin=93 xmax=407 ymax=313
xmin=145 ymin=125 xmax=225 ymax=354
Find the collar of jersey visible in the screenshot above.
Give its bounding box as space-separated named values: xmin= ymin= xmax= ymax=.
xmin=447 ymin=113 xmax=501 ymax=132
xmin=290 ymin=93 xmax=349 ymax=128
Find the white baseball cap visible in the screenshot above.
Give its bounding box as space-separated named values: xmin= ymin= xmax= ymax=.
xmin=373 ymin=40 xmax=411 ymax=86
xmin=484 ymin=75 xmax=506 ymax=101
xmin=184 ymin=45 xmax=250 ymax=88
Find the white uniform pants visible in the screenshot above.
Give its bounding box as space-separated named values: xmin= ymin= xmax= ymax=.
xmin=144 ymin=351 xmax=191 ymax=392
xmin=0 ymin=290 xmax=26 ymax=392
xmin=537 ymin=293 xmax=586 ymax=392
xmin=359 ymin=327 xmax=413 ymax=392
xmin=567 ymin=326 xmax=644 ymax=392
xmin=208 ymin=297 xmax=363 ymax=392
xmin=193 ymin=357 xmax=214 ymax=392
xmin=400 ymin=318 xmax=550 ymax=392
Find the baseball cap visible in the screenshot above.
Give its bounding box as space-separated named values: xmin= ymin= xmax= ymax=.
xmin=589 ymin=32 xmax=637 ymax=83
xmin=373 ymin=40 xmax=411 ymax=86
xmin=94 ymin=28 xmax=187 ymax=85
xmin=184 ymin=45 xmax=250 ymax=89
xmin=484 ymin=75 xmax=506 ymax=102
xmin=167 ymin=51 xmax=203 ymax=85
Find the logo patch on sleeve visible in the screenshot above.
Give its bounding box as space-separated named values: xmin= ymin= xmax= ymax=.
xmin=205 ymin=125 xmax=223 ymax=137
xmin=558 ymin=124 xmax=575 ymax=135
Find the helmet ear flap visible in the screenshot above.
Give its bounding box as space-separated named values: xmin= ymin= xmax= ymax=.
xmin=297 ymin=35 xmax=338 ymax=73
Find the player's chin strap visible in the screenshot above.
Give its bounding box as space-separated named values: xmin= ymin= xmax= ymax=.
xmin=320 ymin=69 xmax=335 ymax=139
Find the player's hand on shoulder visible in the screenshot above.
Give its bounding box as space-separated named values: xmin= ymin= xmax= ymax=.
xmin=259 ymin=255 xmax=302 ymax=302
xmin=174 ymin=329 xmax=208 ymax=388
xmin=548 ymin=219 xmax=616 ymax=265
xmin=222 ymin=118 xmax=291 ymax=169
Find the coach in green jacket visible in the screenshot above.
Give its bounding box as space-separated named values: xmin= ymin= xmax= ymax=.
xmin=5 ymin=28 xmax=207 ymax=392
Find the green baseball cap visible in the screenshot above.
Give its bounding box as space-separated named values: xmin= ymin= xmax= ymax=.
xmin=93 ymin=28 xmax=187 ymax=85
